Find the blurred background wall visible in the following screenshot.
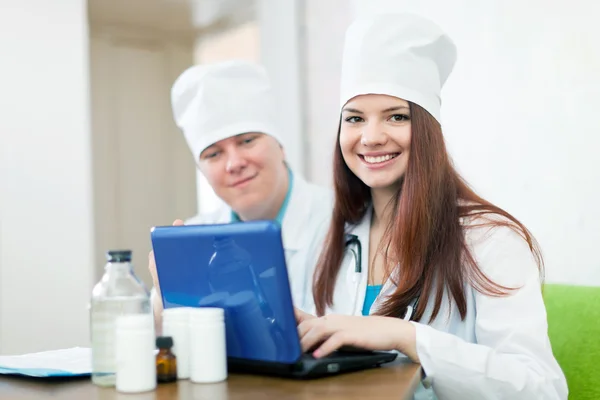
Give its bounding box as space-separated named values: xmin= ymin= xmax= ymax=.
xmin=0 ymin=0 xmax=598 ymax=353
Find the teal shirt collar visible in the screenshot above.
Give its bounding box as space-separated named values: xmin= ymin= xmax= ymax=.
xmin=230 ymin=167 xmax=294 ymax=225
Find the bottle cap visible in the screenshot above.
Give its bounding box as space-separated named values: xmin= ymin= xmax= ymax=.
xmin=163 ymin=307 xmax=192 ymax=316
xmin=107 ymin=249 xmax=132 ymax=263
xmin=163 ymin=307 xmax=191 ymax=322
xmin=156 ymin=336 xmax=174 ymax=349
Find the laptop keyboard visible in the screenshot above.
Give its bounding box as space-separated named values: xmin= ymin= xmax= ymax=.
xmin=303 ymin=346 xmax=375 ymax=360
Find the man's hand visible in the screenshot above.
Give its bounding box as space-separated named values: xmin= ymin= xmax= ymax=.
xmin=148 ymin=219 xmax=185 ymax=296
xmin=149 ymin=219 xmax=184 ymax=335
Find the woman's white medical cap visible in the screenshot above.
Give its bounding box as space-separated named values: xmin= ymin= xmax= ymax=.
xmin=339 ymin=13 xmax=457 ymax=123
xmin=170 ymin=60 xmax=283 ymax=162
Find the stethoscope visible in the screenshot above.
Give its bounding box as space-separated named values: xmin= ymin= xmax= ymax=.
xmin=344 ymin=233 xmax=421 ymax=321
xmin=344 ymin=233 xmax=362 ymax=274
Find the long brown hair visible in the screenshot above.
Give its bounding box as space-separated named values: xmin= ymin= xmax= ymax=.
xmin=312 ymin=102 xmax=543 ymax=321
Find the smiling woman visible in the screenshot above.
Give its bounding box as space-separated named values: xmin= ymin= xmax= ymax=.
xmin=297 ymin=12 xmax=568 ymax=400
xmin=340 ymin=95 xmax=411 ymax=191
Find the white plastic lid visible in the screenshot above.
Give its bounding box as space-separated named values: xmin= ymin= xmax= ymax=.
xmin=162 ymin=307 xmax=192 ymax=321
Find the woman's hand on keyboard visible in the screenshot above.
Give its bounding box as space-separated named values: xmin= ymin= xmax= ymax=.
xmin=297 ymin=314 xmax=419 ymax=362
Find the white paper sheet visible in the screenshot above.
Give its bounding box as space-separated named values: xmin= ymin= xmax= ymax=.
xmin=0 ymin=347 xmax=91 ymax=377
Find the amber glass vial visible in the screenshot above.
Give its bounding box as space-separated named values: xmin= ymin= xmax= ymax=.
xmin=156 ymin=336 xmax=177 ymax=383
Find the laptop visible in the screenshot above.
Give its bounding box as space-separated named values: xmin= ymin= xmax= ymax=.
xmin=150 ymin=220 xmax=397 ymax=379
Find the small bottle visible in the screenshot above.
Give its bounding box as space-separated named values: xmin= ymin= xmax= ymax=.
xmin=90 ymin=250 xmax=151 ymax=387
xmin=189 ymin=307 xmax=227 ymax=383
xmin=162 ymin=308 xmax=190 ymax=379
xmin=115 ymin=314 xmax=157 ymax=393
xmin=156 ymin=336 xmax=177 ymax=383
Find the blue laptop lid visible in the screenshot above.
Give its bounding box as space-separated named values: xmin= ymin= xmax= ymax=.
xmin=150 ymin=220 xmax=302 ymax=364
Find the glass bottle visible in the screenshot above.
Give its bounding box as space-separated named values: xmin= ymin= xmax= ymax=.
xmin=90 ymin=249 xmax=151 ymax=387
xmin=156 ymin=336 xmax=177 ymax=383
xmin=207 ymin=236 xmax=257 ymax=294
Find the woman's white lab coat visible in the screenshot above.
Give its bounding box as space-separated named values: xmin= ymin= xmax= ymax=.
xmin=299 ymin=207 xmax=568 ymax=400
xmin=151 ymin=172 xmax=333 ymax=307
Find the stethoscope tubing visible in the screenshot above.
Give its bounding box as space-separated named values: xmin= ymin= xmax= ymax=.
xmin=344 ymin=233 xmax=421 ymax=321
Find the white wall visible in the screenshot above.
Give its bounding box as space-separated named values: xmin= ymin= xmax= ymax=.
xmin=303 ymin=0 xmax=353 ymax=187
xmin=348 ymin=0 xmax=600 ymax=285
xmin=0 ymin=0 xmax=95 ymax=353
xmin=89 ymin=25 xmax=197 ymax=287
xmin=257 ymin=0 xmax=306 ymax=176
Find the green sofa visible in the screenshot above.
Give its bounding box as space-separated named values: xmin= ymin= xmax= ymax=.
xmin=544 ymin=284 xmax=600 ymax=400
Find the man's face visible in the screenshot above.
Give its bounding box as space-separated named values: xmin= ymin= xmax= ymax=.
xmin=198 ymin=133 xmax=287 ymax=217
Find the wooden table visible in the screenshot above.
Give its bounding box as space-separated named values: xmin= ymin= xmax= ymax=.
xmin=0 ymin=359 xmax=421 ymax=400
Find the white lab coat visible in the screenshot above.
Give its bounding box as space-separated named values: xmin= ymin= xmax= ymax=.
xmin=299 ymin=207 xmax=568 ymax=400
xmin=151 ymin=173 xmax=333 ymax=308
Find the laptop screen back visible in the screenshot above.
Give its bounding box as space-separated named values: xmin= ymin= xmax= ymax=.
xmin=151 ymin=221 xmax=303 ymax=365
